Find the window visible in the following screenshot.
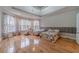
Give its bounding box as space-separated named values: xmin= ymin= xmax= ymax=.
xmin=3 ymin=14 xmax=40 ymax=34
xmin=33 ymin=20 xmax=40 ymax=31
xmin=3 ymin=14 xmax=16 ymax=34
xmin=19 ymin=19 xmax=31 ymax=31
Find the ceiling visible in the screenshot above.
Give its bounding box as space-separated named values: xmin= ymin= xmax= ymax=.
xmin=12 ymin=6 xmax=79 ymax=16
xmin=12 ymin=6 xmax=66 ymax=16
xmin=33 ymin=6 xmax=48 ymax=10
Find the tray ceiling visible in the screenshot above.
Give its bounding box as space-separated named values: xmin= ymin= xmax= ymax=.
xmin=33 ymin=6 xmax=48 ymax=10
xmin=11 ymin=6 xmax=79 ymax=16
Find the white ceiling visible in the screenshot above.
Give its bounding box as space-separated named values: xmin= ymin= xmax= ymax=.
xmin=33 ymin=6 xmax=48 ymax=10
xmin=12 ymin=6 xmax=66 ymax=16
xmin=0 ymin=6 xmax=40 ymax=19
xmin=1 ymin=6 xmax=79 ymax=17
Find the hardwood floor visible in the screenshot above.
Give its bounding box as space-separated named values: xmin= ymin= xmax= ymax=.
xmin=0 ymin=35 xmax=79 ymax=53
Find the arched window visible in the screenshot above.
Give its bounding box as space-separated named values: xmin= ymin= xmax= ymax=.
xmin=33 ymin=20 xmax=40 ymax=31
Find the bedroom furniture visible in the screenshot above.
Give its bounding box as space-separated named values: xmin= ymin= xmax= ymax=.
xmin=40 ymin=29 xmax=59 ymax=42
xmin=7 ymin=33 xmax=13 ymax=38
xmin=2 ymin=33 xmax=8 ymax=39
xmin=33 ymin=29 xmax=45 ymax=36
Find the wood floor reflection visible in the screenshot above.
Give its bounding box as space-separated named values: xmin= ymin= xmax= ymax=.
xmin=0 ymin=35 xmax=79 ymax=53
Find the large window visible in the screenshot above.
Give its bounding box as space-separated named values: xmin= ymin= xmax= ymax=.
xmin=3 ymin=14 xmax=16 ymax=34
xmin=19 ymin=19 xmax=31 ymax=31
xmin=3 ymin=14 xmax=40 ymax=34
xmin=19 ymin=19 xmax=40 ymax=31
xmin=33 ymin=20 xmax=40 ymax=31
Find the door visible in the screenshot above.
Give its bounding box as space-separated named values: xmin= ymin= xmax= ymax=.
xmin=76 ymin=13 xmax=79 ymax=44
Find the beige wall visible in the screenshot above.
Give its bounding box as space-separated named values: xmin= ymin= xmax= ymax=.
xmin=41 ymin=10 xmax=78 ymax=27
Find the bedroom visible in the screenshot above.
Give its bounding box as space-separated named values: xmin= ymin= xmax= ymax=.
xmin=0 ymin=6 xmax=79 ymax=53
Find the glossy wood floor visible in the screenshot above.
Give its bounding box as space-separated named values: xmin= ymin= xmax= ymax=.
xmin=0 ymin=35 xmax=79 ymax=53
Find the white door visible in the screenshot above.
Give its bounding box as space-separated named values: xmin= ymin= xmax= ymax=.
xmin=76 ymin=13 xmax=79 ymax=44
